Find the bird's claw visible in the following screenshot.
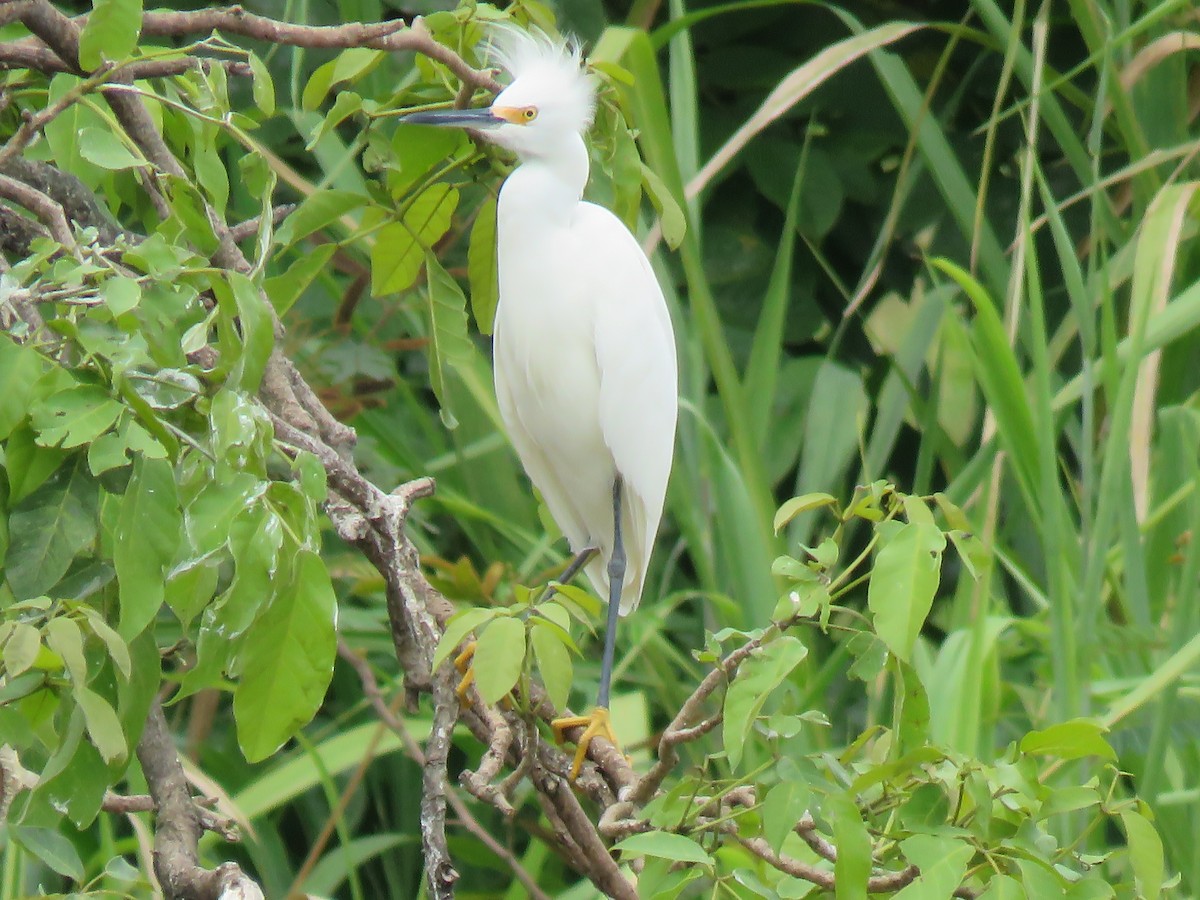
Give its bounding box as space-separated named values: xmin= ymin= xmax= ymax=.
xmin=551 ymin=706 xmax=620 ymax=781
xmin=454 ymin=642 xmax=477 ymax=705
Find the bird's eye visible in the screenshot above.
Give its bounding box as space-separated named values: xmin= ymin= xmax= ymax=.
xmin=521 ymin=107 xmax=538 ymax=122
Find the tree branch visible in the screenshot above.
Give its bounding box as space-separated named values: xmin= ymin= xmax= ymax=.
xmin=0 ymin=158 xmax=131 ymax=242
xmin=0 ymin=171 xmax=76 ymax=251
xmin=4 ymin=5 xmax=500 ymax=92
xmin=136 ymin=703 xmax=263 ymax=900
xmin=336 ymin=639 xmax=553 ymax=900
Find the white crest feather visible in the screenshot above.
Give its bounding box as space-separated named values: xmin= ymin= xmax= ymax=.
xmin=486 ymin=24 xmax=597 ymax=134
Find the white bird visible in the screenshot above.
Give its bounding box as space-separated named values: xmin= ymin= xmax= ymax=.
xmin=404 ymin=26 xmax=678 ymax=778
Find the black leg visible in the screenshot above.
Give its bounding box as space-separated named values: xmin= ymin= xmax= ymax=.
xmin=597 ymin=477 xmax=625 ymax=710
xmin=537 ymin=546 xmax=598 ymax=604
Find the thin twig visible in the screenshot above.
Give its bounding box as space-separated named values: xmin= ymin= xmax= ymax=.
xmin=229 ymin=203 xmax=296 ymax=242
xmin=8 ymin=5 xmax=500 ymax=91
xmin=422 ymin=665 xmax=460 ymax=899
xmin=337 ymin=640 xmax=552 ymax=900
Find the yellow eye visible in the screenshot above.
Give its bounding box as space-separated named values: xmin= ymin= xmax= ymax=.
xmin=493 ymin=106 xmax=540 ymax=125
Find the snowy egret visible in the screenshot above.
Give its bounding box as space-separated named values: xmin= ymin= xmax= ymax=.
xmin=404 ymin=27 xmax=678 ymax=779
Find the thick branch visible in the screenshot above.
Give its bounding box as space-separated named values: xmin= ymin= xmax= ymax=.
xmin=0 ymin=158 xmax=131 ymax=242
xmin=0 ymin=172 xmax=76 ymax=250
xmin=136 ymin=703 xmax=262 ymax=900
xmin=0 ymin=203 xmax=49 ymax=258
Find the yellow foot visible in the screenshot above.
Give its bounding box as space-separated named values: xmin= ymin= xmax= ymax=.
xmin=454 ymin=642 xmax=477 ymax=705
xmin=551 ymin=706 xmax=621 ymax=781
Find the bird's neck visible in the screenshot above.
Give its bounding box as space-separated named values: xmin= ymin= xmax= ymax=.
xmin=500 ymin=134 xmax=589 ymax=223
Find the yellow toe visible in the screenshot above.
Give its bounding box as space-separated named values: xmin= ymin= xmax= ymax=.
xmin=454 ymin=642 xmax=477 ymax=705
xmin=551 ymin=707 xmax=621 ymax=780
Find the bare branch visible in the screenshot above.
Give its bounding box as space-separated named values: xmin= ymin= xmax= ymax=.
xmin=229 ymin=203 xmax=297 ymax=243
xmin=0 ymin=171 xmax=76 ymax=251
xmin=0 ymin=202 xmax=49 ymax=259
xmin=0 ymin=158 xmax=131 ymax=242
xmin=136 ymin=703 xmax=263 ymax=900
xmin=337 ymin=640 xmax=552 ymax=900
xmin=422 ymin=667 xmax=460 ymax=899
xmin=631 ymin=617 xmax=799 ymax=805
xmin=5 ymin=4 xmax=499 ymax=92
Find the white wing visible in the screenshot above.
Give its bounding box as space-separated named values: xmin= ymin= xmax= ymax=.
xmin=581 ymin=203 xmax=678 ymax=612
xmin=492 ymin=199 xmax=677 ymax=614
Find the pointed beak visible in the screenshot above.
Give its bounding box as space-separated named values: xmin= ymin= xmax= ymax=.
xmin=401 ymin=107 xmax=503 ymax=130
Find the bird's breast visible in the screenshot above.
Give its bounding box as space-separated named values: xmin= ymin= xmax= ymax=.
xmin=493 ymin=218 xmax=608 ymax=460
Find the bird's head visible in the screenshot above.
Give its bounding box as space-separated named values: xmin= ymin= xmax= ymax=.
xmin=402 ymin=25 xmax=597 ymax=159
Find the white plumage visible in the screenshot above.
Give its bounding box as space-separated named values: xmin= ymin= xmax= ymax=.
xmin=403 ymin=26 xmax=677 ymax=768
xmin=482 ymin=26 xmax=678 ymax=613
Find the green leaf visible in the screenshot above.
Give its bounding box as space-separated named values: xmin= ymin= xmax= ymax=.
xmin=4 ymin=457 xmax=97 ymax=599
xmin=301 ymin=60 xmax=336 ymax=110
xmin=1120 ymin=808 xmax=1163 ymax=900
xmin=826 ymin=792 xmax=870 ymax=900
xmin=0 ymin=338 xmax=46 ymax=440
xmin=613 ymin=830 xmax=713 ymax=865
xmin=432 ymin=607 xmax=500 ymax=672
xmin=185 ymin=472 xmax=264 ymax=556
xmin=472 ymin=615 xmax=525 ymax=705
xmin=893 ymin=834 xmax=974 ymax=899
xmin=467 ymin=195 xmax=499 ymax=335
xmin=722 ymin=635 xmax=807 ymax=769
xmin=163 ymin=174 xmax=220 ymax=255
xmin=11 ymin=825 xmax=84 ymax=882
xmin=31 ymin=385 xmax=124 ymax=449
xmin=115 ymin=456 xmax=181 ymax=639
xmin=979 ymin=875 xmax=1023 ymax=900
xmin=264 ymin=244 xmax=338 ymax=316
xmin=531 ymin=619 xmax=573 ymax=712
xmin=390 ymin=126 xmax=467 ymax=196
xmin=895 ymin=658 xmax=931 ymax=756
xmin=424 ymin=252 xmax=475 ymax=429
xmin=234 ymin=549 xmax=337 ymax=762
xmin=74 ymin=684 xmax=127 ymax=763
xmin=101 ymin=275 xmax=141 ymax=315
xmin=306 ymin=91 xmax=363 ymax=150
xmin=640 ymin=161 xmax=686 ymax=249
xmin=275 ymin=190 xmax=368 ymax=250
xmin=248 ymin=51 xmax=276 ymax=115
xmin=118 ymin=630 xmax=160 ymax=749
xmin=37 ymin=733 xmax=108 ymax=830
xmin=774 ymin=492 xmax=838 ymax=533
xmin=78 ymin=606 xmax=131 ymax=680
xmin=212 ymin=272 xmax=273 ymax=392
xmin=549 ymin=582 xmax=602 ymax=620
xmin=1016 ymin=859 xmax=1066 ymax=898
xmin=762 ymin=780 xmax=812 ymax=853
xmin=78 ymin=127 xmax=145 ymax=170
xmin=45 ymin=615 xmax=87 ymax=684
xmin=867 ymin=519 xmax=945 ymax=662
xmin=372 ymin=184 xmax=459 ymax=296
xmin=163 ymin=558 xmax=220 ymax=630
xmin=1019 ymin=719 xmax=1117 ymax=761
xmin=43 ymin=74 xmax=105 ymax=187
xmin=931 ymin=258 xmax=1041 ymax=506
xmin=78 ymin=0 xmax=143 ymax=69
xmin=2 ymin=622 xmax=41 ymax=678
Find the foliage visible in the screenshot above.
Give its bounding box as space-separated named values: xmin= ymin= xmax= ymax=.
xmin=2 ymin=0 xmax=1199 ymax=897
